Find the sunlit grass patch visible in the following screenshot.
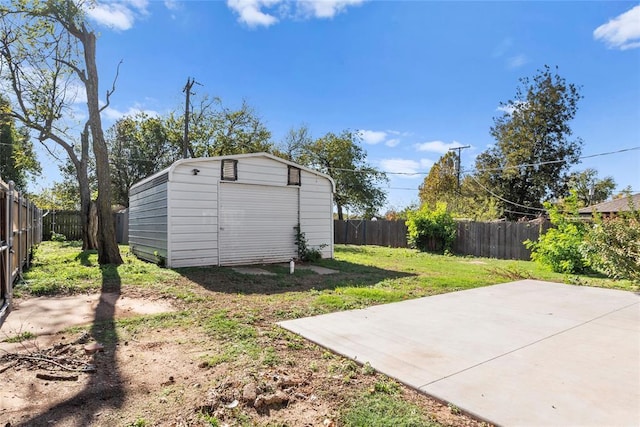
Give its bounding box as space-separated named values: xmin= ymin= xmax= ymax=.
xmin=340 ymin=378 xmax=438 ymax=427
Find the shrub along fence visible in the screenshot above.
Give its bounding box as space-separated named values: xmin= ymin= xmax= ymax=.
xmin=334 ymin=219 xmax=550 ymax=261
xmin=1 ymin=178 xmax=42 ymax=325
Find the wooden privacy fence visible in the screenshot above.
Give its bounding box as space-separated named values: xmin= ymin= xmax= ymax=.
xmin=334 ymin=219 xmax=408 ymax=248
xmin=42 ymin=210 xmax=83 ymax=240
xmin=1 ymin=178 xmax=42 ymax=325
xmin=334 ymin=219 xmax=550 ymax=261
xmin=42 ymin=209 xmax=129 ymax=244
xmin=454 ymin=220 xmax=550 ymax=260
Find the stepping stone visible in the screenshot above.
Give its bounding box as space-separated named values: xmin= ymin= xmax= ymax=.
xmin=232 ymin=267 xmax=276 ymax=276
xmin=295 ymin=265 xmax=338 ymax=275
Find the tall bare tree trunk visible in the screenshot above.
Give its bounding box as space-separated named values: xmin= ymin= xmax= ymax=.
xmin=82 ymin=29 xmax=122 ymax=265
xmin=77 ymin=161 xmax=92 ymax=250
xmin=77 ymin=124 xmax=94 ymax=250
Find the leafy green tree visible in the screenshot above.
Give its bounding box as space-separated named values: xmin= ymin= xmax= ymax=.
xmin=456 ymin=176 xmax=503 ymax=220
xmin=0 ymin=95 xmax=40 ymax=190
xmin=581 ymin=198 xmax=640 ymax=283
xmin=525 ymin=193 xmax=590 ymax=274
xmin=384 ymin=203 xmax=419 ymax=221
xmin=279 ymin=124 xmax=313 ymax=161
xmin=107 ymin=112 xmax=179 ymax=207
xmin=0 ymin=0 xmax=122 ymax=263
xmin=29 ymin=181 xmax=80 ymax=210
xmin=406 ymin=202 xmax=456 ymax=253
xmin=418 ymin=152 xmax=458 ymax=209
xmin=567 ymin=168 xmax=615 ymax=206
xmin=297 ymin=130 xmax=387 ymax=219
xmin=165 ymin=96 xmax=273 ymax=157
xmin=417 ymin=154 xmax=502 ymax=220
xmin=474 ymin=65 xmax=583 ymax=219
xmin=29 ymin=157 xmax=96 ymax=210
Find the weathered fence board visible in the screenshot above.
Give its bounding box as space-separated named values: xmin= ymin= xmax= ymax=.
xmin=334 ymin=219 xmax=408 ymax=248
xmin=334 ymin=219 xmax=550 ymax=261
xmin=42 ymin=210 xmax=129 ymax=244
xmin=1 ymin=178 xmax=42 ymax=326
xmin=42 ymin=210 xmax=83 ymax=241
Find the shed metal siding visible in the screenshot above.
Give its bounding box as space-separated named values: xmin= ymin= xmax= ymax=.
xmin=167 ymin=162 xmax=219 ymax=268
xmin=129 ymin=175 xmax=168 ymax=264
xmin=130 ymin=153 xmax=334 ymax=268
xmin=299 ymin=170 xmax=333 ymax=258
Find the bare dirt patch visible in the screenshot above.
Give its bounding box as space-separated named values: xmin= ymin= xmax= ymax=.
xmin=1 ymin=286 xmax=483 ymax=426
xmin=1 ymin=293 xmax=173 ymax=348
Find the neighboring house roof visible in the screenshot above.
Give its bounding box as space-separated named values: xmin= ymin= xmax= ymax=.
xmin=578 ymin=193 xmax=640 ymax=215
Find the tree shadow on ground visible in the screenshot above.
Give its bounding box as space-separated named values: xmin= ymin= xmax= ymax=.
xmin=17 ymin=265 xmax=124 ymax=427
xmin=176 ymin=259 xmax=415 ymax=295
xmin=74 ymin=250 xmax=94 ymax=267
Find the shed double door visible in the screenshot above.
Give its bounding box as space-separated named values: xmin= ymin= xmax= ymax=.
xmin=219 ymin=183 xmax=299 ymax=266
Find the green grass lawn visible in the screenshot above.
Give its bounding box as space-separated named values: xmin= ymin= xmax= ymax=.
xmin=21 ymin=242 xmax=635 ymax=300
xmin=14 ymin=241 xmax=636 ymax=426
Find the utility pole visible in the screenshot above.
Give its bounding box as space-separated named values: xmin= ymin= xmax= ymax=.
xmin=182 ymin=77 xmax=200 ymax=159
xmin=448 ymin=145 xmax=471 ymax=189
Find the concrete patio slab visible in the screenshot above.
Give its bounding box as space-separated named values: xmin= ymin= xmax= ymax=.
xmin=279 ymin=280 xmax=640 ymax=426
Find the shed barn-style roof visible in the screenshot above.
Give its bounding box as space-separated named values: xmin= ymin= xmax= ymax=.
xmin=578 ymin=193 xmax=640 ymax=216
xmin=130 ymin=152 xmax=335 ymax=192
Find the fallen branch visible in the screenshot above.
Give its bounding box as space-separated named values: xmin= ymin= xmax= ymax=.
xmin=0 ymin=360 xmax=18 ymax=374
xmin=9 ymin=354 xmax=86 ymax=372
xmin=36 ymin=373 xmax=78 ymax=381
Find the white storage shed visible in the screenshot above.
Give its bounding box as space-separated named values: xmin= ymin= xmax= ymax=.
xmin=128 ymin=153 xmax=334 ymax=268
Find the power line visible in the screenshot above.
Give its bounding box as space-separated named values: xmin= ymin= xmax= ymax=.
xmin=328 ymin=166 xmax=425 ymax=175
xmin=466 ymin=173 xmax=547 ymax=212
xmin=323 ymin=146 xmax=640 ymax=176
xmin=6 ymin=141 xmax=637 ymax=180
xmin=464 ymin=146 xmax=640 ymax=174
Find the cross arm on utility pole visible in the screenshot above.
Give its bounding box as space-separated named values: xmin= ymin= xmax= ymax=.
xmin=183 ymin=77 xmax=202 ymax=159
xmin=448 ymin=145 xmax=471 ymax=189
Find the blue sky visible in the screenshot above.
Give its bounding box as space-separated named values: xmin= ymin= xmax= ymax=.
xmin=35 ymin=0 xmax=640 ymax=211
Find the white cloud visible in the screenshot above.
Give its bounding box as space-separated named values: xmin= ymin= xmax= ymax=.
xmin=492 ymin=38 xmax=513 ymax=58
xmin=414 ymin=140 xmax=463 ymax=154
xmin=492 ymin=37 xmax=528 ymax=69
xmin=385 ymin=138 xmax=400 ymax=148
xmin=226 ymin=0 xmax=280 ymax=27
xmin=297 ymin=0 xmax=366 ymax=19
xmin=164 ymin=0 xmax=180 ymax=11
xmin=65 ymin=81 xmax=88 ymax=105
xmin=358 ymin=129 xmax=408 ymax=147
xmin=85 ymin=1 xmax=149 ymax=31
xmin=507 ymin=54 xmax=528 ymax=69
xmin=101 ymin=104 xmax=159 ymax=121
xmin=386 ymin=130 xmax=412 ymax=137
xmin=359 ymin=129 xmax=387 ymax=144
xmin=380 ymin=158 xmax=433 ymax=178
xmin=497 ymin=105 xmax=514 ymax=114
xmin=496 ymin=100 xmax=527 ymax=115
xmin=227 ymin=0 xmax=365 ymax=27
xmin=594 ymin=5 xmax=640 ymax=50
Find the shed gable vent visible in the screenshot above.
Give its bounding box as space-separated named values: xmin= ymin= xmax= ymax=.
xmin=288 ymin=166 xmax=301 ymax=186
xmin=221 ymin=159 xmax=238 ymax=181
